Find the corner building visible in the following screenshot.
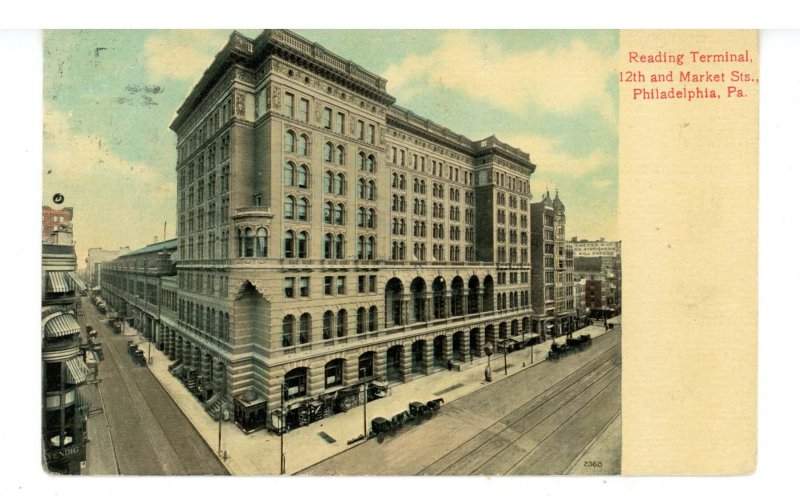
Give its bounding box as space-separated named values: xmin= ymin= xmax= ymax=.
xmin=169 ymin=30 xmax=536 ymax=432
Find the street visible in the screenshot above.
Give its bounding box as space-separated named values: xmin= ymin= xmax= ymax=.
xmin=299 ymin=330 xmax=621 ymax=475
xmin=79 ymin=296 xmax=228 ymax=475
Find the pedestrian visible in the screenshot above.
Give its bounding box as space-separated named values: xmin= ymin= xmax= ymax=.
xmin=447 ymin=359 xmax=453 ymax=371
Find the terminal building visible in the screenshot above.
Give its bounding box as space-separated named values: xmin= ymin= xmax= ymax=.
xmin=140 ymin=29 xmax=539 ymax=433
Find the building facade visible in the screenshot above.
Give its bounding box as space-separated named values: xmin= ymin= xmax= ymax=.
xmin=42 ymin=205 xmax=73 ymax=242
xmin=86 ymin=246 xmax=130 ymax=289
xmin=41 ymin=207 xmax=91 ymax=474
xmin=161 ymin=30 xmax=536 ymax=432
xmin=530 ymin=191 xmax=576 ymax=338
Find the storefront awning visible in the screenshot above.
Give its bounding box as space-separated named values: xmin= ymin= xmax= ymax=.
xmin=43 ymin=312 xmax=81 ymax=339
xmin=68 ymin=272 xmax=86 ymax=291
xmin=76 ymin=390 xmax=92 ymax=413
xmin=46 ymin=271 xmax=72 ymax=293
xmin=65 ymin=357 xmax=92 ymax=385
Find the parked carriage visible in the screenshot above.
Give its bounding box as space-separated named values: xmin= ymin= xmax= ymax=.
xmin=547 ymin=334 xmax=592 ymax=361
xmin=370 ymin=397 xmax=445 ymax=443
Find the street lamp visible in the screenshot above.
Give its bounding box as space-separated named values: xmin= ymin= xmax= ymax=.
xmin=483 ymin=342 xmax=494 ymax=382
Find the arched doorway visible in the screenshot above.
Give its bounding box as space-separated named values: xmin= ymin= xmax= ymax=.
xmin=467 ymin=276 xmax=480 ymax=314
xmin=410 ymin=277 xmax=427 ymax=322
xmin=483 ymin=275 xmax=494 ymax=311
xmin=358 ymin=352 xmax=375 ymax=379
xmin=433 ymin=335 xmax=447 ymax=368
xmin=386 ymin=345 xmax=404 ymax=382
xmin=451 ymin=276 xmax=464 ymax=316
xmin=385 ymin=278 xmax=404 ymax=326
xmin=412 ymin=340 xmax=426 ymax=374
xmin=470 ymin=328 xmax=481 ymax=360
xmin=452 ymin=331 xmax=464 ymax=362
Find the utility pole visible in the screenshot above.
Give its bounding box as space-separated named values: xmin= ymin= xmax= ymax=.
xmin=280 ymin=383 xmax=286 ymax=475
xmin=361 ymin=368 xmax=368 ymax=440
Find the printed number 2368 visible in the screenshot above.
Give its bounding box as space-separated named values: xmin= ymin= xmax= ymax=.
xmin=584 ymin=460 xmax=603 ymax=468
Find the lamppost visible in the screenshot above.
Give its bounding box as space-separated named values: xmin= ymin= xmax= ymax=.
xmin=484 ymin=342 xmax=494 ymax=382
xmin=360 ymin=367 xmax=368 ymax=440
xmin=280 ymin=383 xmax=286 ymax=475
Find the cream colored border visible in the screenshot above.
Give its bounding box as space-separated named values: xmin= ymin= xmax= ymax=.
xmin=620 ymin=30 xmax=759 ymax=475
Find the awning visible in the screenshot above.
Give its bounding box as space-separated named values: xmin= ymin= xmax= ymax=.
xmin=43 ymin=312 xmax=81 ymax=339
xmin=75 ymin=390 xmax=92 ymax=413
xmin=68 ymin=272 xmax=87 ymax=291
xmin=46 ymin=271 xmax=73 ymax=293
xmin=508 ymin=336 xmax=521 ymax=343
xmin=65 ymin=357 xmax=92 ymax=384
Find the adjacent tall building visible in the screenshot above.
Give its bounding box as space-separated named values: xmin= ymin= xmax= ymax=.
xmin=530 ymin=190 xmax=576 ymax=338
xmin=570 ymin=237 xmax=622 ymax=316
xmin=148 ymin=29 xmax=537 ymax=432
xmin=86 ymin=246 xmax=130 ymax=289
xmin=41 ymin=206 xmax=91 ymax=474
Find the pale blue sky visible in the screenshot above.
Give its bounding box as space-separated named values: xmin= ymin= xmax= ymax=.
xmin=43 ymin=29 xmax=619 ymax=267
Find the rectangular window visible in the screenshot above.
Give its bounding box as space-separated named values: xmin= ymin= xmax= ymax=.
xmin=299 ymin=277 xmax=310 ymax=297
xmin=299 ymin=98 xmax=309 ymax=122
xmin=324 ymin=276 xmax=333 ymax=295
xmin=357 ymin=120 xmax=364 ymax=140
xmin=336 ymin=112 xmax=345 ymax=133
xmin=323 ymin=108 xmax=332 ymax=129
xmin=284 ymin=277 xmax=295 ymax=298
xmin=337 ymin=276 xmax=346 ymax=295
xmin=369 ymin=275 xmax=376 ymax=293
xmin=367 ymin=124 xmax=375 ymax=144
xmin=284 ymin=92 xmax=294 ymax=117
xmin=358 ymin=275 xmax=366 ymax=293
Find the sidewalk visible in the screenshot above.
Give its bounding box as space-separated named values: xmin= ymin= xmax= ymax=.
xmin=140 ymin=323 xmax=616 ymax=475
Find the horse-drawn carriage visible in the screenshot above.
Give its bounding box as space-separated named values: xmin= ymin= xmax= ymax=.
xmin=370 ymin=398 xmax=445 ymax=443
xmin=547 ymin=334 xmax=592 ymax=361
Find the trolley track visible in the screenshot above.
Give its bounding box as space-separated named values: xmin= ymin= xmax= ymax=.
xmin=418 ymin=347 xmax=621 ymax=475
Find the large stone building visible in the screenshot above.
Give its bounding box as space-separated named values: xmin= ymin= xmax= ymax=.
xmin=161 ymin=30 xmax=536 ymax=433
xmin=42 ymin=205 xmax=73 ymax=243
xmin=41 ymin=207 xmax=91 ymax=474
xmin=530 ymin=190 xmax=576 ymax=338
xmin=86 ymin=246 xmax=130 ymax=289
xmin=570 ymin=237 xmax=622 ymax=315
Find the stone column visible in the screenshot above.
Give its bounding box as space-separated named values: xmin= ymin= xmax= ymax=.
xmin=400 ymin=342 xmax=412 ymax=382
xmin=344 ymin=355 xmax=360 ymax=385
xmin=472 ymin=329 xmax=484 ymax=359
xmin=458 ymin=333 xmax=470 ymax=363
xmin=442 ymin=335 xmax=452 ymax=362
xmin=423 ymin=340 xmax=435 ymax=374
xmin=308 ymin=362 xmax=325 ymax=397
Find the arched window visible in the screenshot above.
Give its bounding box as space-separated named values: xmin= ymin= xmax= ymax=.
xmin=392 ymin=194 xmax=399 ymax=211
xmin=323 ymin=233 xmax=333 ymax=259
xmin=358 ymin=178 xmax=366 ymax=199
xmin=357 ymin=152 xmax=365 ymax=170
xmin=324 ymin=202 xmax=333 ymax=224
xmin=335 ymin=174 xmax=345 ymax=195
xmin=357 ymin=236 xmax=365 ymax=259
xmin=367 ymin=155 xmax=375 ymax=173
xmin=297 ymin=231 xmax=308 ymax=259
xmin=392 ymin=241 xmax=398 ymax=260
xmin=256 ymin=227 xmax=267 ymax=257
xmin=420 ymin=199 xmax=426 ymax=215
xmin=335 ymin=145 xmax=344 ymax=165
xmin=284 ymin=131 xmax=295 ymax=153
xmin=414 ymin=178 xmax=419 ymax=193
xmin=324 ymin=171 xmax=334 ymax=193
xmin=323 ymin=311 xmax=334 ymax=339
xmin=298 ymin=198 xmax=309 ymax=221
xmin=297 ymin=165 xmax=308 ymax=188
xmin=368 ymin=180 xmax=375 ymax=200
xmin=392 ymin=218 xmax=398 ymax=235
xmin=400 ymin=195 xmax=406 ymax=212
xmin=335 ymin=234 xmax=344 ymax=259
xmin=368 ymin=209 xmax=376 ymax=229
xmin=334 ymin=203 xmax=344 ymax=225
xmin=297 ymin=134 xmax=308 ymax=156
xmin=236 ymin=228 xmax=244 ymax=258
xmin=283 ymin=162 xmax=296 ymax=187
xmin=367 ymin=237 xmax=375 ymax=259
xmin=357 ymin=207 xmax=365 ymax=227
xmin=399 ymin=241 xmax=406 ymax=260
xmin=244 ymin=227 xmax=254 ymax=257
xmin=420 ymin=180 xmax=426 ymax=193
xmin=392 ymin=173 xmax=398 ymax=188
xmin=323 ymin=142 xmax=333 ymax=162
xmin=399 ymin=174 xmax=406 ymax=190
xmin=283 ymin=196 xmax=295 ymax=219
xmin=299 ymin=313 xmax=311 ymax=344
xmin=357 ymin=307 xmax=366 ymax=334
xmin=282 ymin=315 xmax=295 ymax=347
xmin=400 ymin=218 xmax=406 ymax=235
xmin=284 ymin=230 xmax=295 ymax=258
xmin=336 ymin=309 xmax=347 ymax=337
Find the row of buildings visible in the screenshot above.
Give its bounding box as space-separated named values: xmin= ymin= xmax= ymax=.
xmin=96 ymin=29 xmax=621 ymax=435
xmin=41 ymin=207 xmax=92 ymax=474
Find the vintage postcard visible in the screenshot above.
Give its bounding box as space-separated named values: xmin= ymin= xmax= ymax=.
xmin=37 ymin=28 xmax=757 ymax=480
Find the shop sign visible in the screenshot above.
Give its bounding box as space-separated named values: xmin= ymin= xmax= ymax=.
xmin=45 ymin=443 xmax=84 ymax=463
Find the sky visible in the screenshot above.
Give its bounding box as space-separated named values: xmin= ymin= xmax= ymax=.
xmin=42 ymin=29 xmax=619 ymax=268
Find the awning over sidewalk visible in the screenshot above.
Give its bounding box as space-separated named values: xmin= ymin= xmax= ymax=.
xmin=75 ymin=390 xmax=92 ymax=413
xmin=67 ymin=272 xmax=86 ymax=291
xmin=65 ymin=357 xmax=92 ymax=385
xmin=46 ymin=271 xmax=72 ymax=293
xmin=42 ymin=312 xmax=81 ymax=339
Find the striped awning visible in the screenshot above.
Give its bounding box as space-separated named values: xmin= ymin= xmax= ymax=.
xmin=76 ymin=390 xmax=92 ymax=413
xmin=67 ymin=272 xmax=86 ymax=291
xmin=43 ymin=312 xmax=81 ymax=339
xmin=65 ymin=357 xmax=92 ymax=385
xmin=46 ymin=271 xmax=73 ymax=293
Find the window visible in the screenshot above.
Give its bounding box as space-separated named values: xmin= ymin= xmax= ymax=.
xmin=323 ymin=311 xmax=333 ymax=339
xmin=335 ymin=146 xmax=345 ymax=165
xmin=284 ymin=231 xmax=295 ymax=258
xmin=297 ymin=231 xmax=308 ymax=258
xmin=256 ymin=227 xmax=267 ymax=257
xmin=335 ymin=234 xmax=344 ymax=258
xmin=358 ymin=275 xmax=366 ymax=293
xmin=299 ymin=277 xmax=310 ymax=297
xmin=284 ymin=92 xmax=294 ymax=117
xmin=283 ymin=163 xmax=294 ymax=186
xmin=284 ymin=277 xmax=295 ymax=298
xmin=336 ymin=112 xmax=345 ymax=133
xmin=299 ymin=98 xmax=309 ymax=122
xmin=282 ymin=315 xmax=295 ymax=347
xmin=297 ymin=135 xmax=308 ymax=156
xmin=297 ymin=165 xmax=308 ymax=188
xmin=336 ymin=310 xmax=347 ymax=337
xmin=357 ymin=120 xmax=364 ymax=140
xmin=299 ymin=314 xmax=310 ymax=344
xmin=337 ymin=276 xmax=345 ymax=294
xmin=325 ymin=359 xmax=344 ymax=387
xmin=367 ymin=124 xmax=375 ymax=144
xmin=298 ymin=198 xmax=309 ymax=221
xmin=324 ymin=142 xmax=333 ymax=163
xmin=284 ymin=131 xmax=295 ymax=153
xmin=323 ymin=108 xmax=332 ymax=129
xmin=324 ymin=276 xmax=333 ymax=295
xmin=357 ymin=307 xmax=366 ymax=334
xmin=324 ymin=202 xmax=333 ymax=224
xmin=369 ymin=276 xmax=377 ymax=293
xmin=283 ymin=196 xmax=295 ymax=219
